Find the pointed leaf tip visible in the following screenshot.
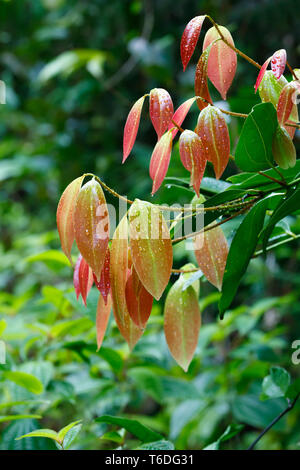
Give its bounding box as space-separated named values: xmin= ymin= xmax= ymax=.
xmin=168 ymin=97 xmax=196 ymax=138
xmin=179 ymin=130 xmax=206 ymax=196
xmin=123 ymin=96 xmax=145 ymax=163
xmin=149 ymin=130 xmax=173 ymax=195
xmin=73 ymin=254 xmax=94 ymax=306
xmin=180 ymin=15 xmax=206 ymax=71
xmin=149 ymin=88 xmax=174 ymax=140
xmin=96 ymin=293 xmax=112 ymax=351
xmin=254 ymin=57 xmax=271 ymax=93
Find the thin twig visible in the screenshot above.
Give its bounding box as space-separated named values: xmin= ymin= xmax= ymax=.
xmin=258 ymin=171 xmax=288 ymax=188
xmin=286 ymin=60 xmax=299 ymax=81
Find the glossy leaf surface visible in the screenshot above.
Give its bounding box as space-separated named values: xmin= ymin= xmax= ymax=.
xmin=96 ymin=293 xmax=112 ymax=351
xmin=168 ymin=97 xmax=196 ymax=138
xmin=179 ymin=130 xmax=206 ymax=196
xmin=123 ymin=96 xmax=145 ymax=163
xmin=180 ymin=15 xmax=206 ymax=71
xmin=93 ymin=248 xmax=110 ymax=304
xmin=195 ymin=47 xmax=213 ymax=111
xmin=149 ymin=88 xmax=174 ymax=140
xmin=125 ymin=266 xmax=153 ymax=329
xmin=149 ymin=130 xmax=173 ymax=195
xmin=272 ymin=126 xmax=296 ymax=169
xmin=73 ymin=254 xmax=94 ymax=306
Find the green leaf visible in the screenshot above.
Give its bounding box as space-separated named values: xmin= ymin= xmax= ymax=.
xmin=0 ymin=415 xmax=42 ymax=423
xmin=100 ymin=431 xmax=124 ymax=444
xmin=16 ymin=429 xmax=61 ymax=444
xmin=203 ymin=423 xmax=244 ymax=450
xmin=25 ymin=250 xmax=70 ymax=268
xmin=138 ymin=440 xmax=175 ymax=450
xmin=262 ymin=188 xmax=300 ymax=252
xmin=3 ymin=371 xmax=44 ymax=395
xmin=263 ymin=367 xmax=291 ymax=398
xmin=62 ymin=424 xmax=82 ymax=449
xmin=58 ymin=420 xmax=82 ymax=442
xmin=95 ymin=415 xmax=163 ymax=443
xmin=235 ymin=103 xmax=278 ymax=171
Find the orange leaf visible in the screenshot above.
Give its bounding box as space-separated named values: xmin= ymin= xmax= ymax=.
xmin=194 ymin=224 xmax=228 ymax=291
xmin=180 ymin=15 xmax=206 ymax=71
xmin=203 ymin=26 xmax=237 ymax=99
xmin=110 ymin=215 xmax=143 ymax=350
xmin=74 ymin=179 xmax=109 ymax=281
xmin=96 ymin=293 xmax=112 ymax=351
xmin=122 ymin=96 xmax=145 ymax=163
xmin=149 ymin=130 xmax=173 ymax=195
xmin=195 ymin=47 xmax=213 ymax=111
xmin=56 ymin=175 xmax=84 ymax=265
xmin=179 ymin=130 xmax=206 ymax=196
xmin=195 ymin=105 xmax=230 ymax=179
xmin=168 ymin=97 xmax=196 ymax=139
xmin=73 ymin=254 xmax=94 ymax=306
xmin=128 ymin=199 xmax=173 ymax=300
xmin=164 ymin=273 xmax=201 ymax=372
xmin=125 ymin=266 xmax=153 ymax=330
xmin=93 ymin=248 xmax=110 ymax=304
xmin=149 ymin=88 xmax=174 ymax=140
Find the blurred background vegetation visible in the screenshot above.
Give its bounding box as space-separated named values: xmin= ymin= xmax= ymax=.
xmin=0 ymin=0 xmax=300 ymax=450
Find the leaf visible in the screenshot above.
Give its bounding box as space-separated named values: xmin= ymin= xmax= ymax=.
xmin=262 ymin=188 xmax=300 ymax=252
xmin=149 ymin=130 xmax=173 ymax=195
xmin=93 ymin=248 xmax=110 ymax=304
xmin=204 ymin=424 xmax=244 ymax=450
xmin=149 ymin=88 xmax=174 ymax=140
xmin=138 ymin=440 xmax=175 ymax=450
xmin=122 ymin=95 xmax=145 ymax=163
xmin=272 ymin=125 xmax=296 ymax=169
xmin=180 ymin=15 xmax=206 ymax=71
xmin=254 ymin=57 xmax=271 ymax=93
xmin=56 ymin=176 xmax=84 ymax=265
xmin=4 ymin=371 xmax=44 ymax=395
xmin=128 ymin=200 xmax=173 ymax=300
xmin=164 ymin=273 xmax=201 ymax=371
xmin=262 ymin=367 xmax=290 ymax=399
xmin=16 ymin=429 xmax=61 ymax=444
xmin=96 ymin=293 xmax=112 ymax=350
xmin=62 ymin=424 xmax=82 ymax=449
xmin=203 ymin=25 xmax=237 ymax=99
xmin=194 ymin=224 xmax=228 ymax=291
xmin=219 ymin=197 xmax=271 ymax=317
xmin=110 ymin=215 xmax=143 ymax=350
xmin=26 ymin=250 xmax=70 ymax=268
xmin=235 ymin=102 xmax=277 ymax=171
xmin=125 ymin=267 xmax=153 ymax=329
xmin=195 ymin=46 xmax=213 ymax=111
xmin=277 ymin=81 xmax=300 ymax=127
xmin=95 ymin=415 xmax=163 ymax=443
xmin=179 ymin=130 xmax=207 ymax=196
xmin=0 ymin=415 xmax=42 ymax=423
xmin=271 ymin=49 xmax=287 ymax=79
xmin=57 ymin=420 xmax=82 ymax=443
xmin=73 ymin=254 xmax=94 ymax=306
xmin=195 ymin=105 xmax=230 ymax=178
xmin=168 ymin=97 xmax=196 ymax=138
xmin=74 ymin=178 xmax=109 ymax=281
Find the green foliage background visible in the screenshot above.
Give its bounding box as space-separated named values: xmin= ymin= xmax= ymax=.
xmin=0 ymin=0 xmax=300 ymax=450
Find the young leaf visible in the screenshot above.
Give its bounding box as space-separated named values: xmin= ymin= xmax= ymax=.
xmin=74 ymin=178 xmax=109 ymax=281
xmin=96 ymin=293 xmax=112 ymax=350
xmin=179 ymin=130 xmax=206 ymax=196
xmin=123 ymin=96 xmax=145 ymax=163
xmin=149 ymin=88 xmax=174 ymax=140
xmin=195 ymin=105 xmax=230 ymax=179
xmin=164 ymin=274 xmax=201 ymax=372
xmin=125 ymin=267 xmax=153 ymax=329
xmin=235 ymin=102 xmax=277 ymax=172
xmin=128 ymin=199 xmax=173 ymax=300
xmin=73 ymin=254 xmax=94 ymax=306
xmin=277 ymin=81 xmax=300 ymax=127
xmin=168 ymin=97 xmax=196 ymax=138
xmin=271 ymin=49 xmax=287 ymax=79
xmin=56 ymin=175 xmax=84 ymax=265
xmin=15 ymin=429 xmax=61 ymax=444
xmin=95 ymin=415 xmax=163 ymax=443
xmin=110 ymin=215 xmax=143 ymax=350
xmin=149 ymin=129 xmax=173 ymax=195
xmin=254 ymin=57 xmax=271 ymax=93
xmin=93 ymin=248 xmax=110 ymax=304
xmin=195 ymin=47 xmax=213 ymax=111
xmin=203 ymin=26 xmax=237 ymax=99
xmin=272 ymin=125 xmax=296 ymax=169
xmin=3 ymin=371 xmax=43 ymax=395
xmin=194 ymin=224 xmax=228 ymax=291
xmin=180 ymin=15 xmax=206 ymax=71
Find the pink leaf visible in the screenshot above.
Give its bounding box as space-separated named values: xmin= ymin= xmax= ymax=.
xmin=271 ymin=49 xmax=287 ymax=80
xmin=93 ymin=248 xmax=110 ymax=304
xmin=96 ymin=293 xmax=112 ymax=351
xmin=122 ymin=96 xmax=145 ymax=163
xmin=168 ymin=97 xmax=196 ymax=138
xmin=254 ymin=57 xmax=271 ymax=93
xmin=179 ymin=130 xmax=206 ymax=196
xmin=149 ymin=88 xmax=174 ymax=140
xmin=149 ymin=130 xmax=173 ymax=195
xmin=180 ymin=15 xmax=206 ymax=71
xmin=73 ymin=254 xmax=94 ymax=306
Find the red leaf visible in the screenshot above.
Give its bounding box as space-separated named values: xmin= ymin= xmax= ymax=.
xmin=271 ymin=49 xmax=287 ymax=79
xmin=56 ymin=175 xmax=84 ymax=265
xmin=149 ymin=88 xmax=174 ymax=140
xmin=180 ymin=15 xmax=206 ymax=71
xmin=203 ymin=26 xmax=237 ymax=100
xmin=73 ymin=254 xmax=94 ymax=306
xmin=122 ymin=96 xmax=145 ymax=163
xmin=179 ymin=130 xmax=206 ymax=196
xmin=277 ymin=81 xmax=300 ymax=127
xmin=128 ymin=199 xmax=173 ymax=301
xmin=254 ymin=57 xmax=271 ymax=93
xmin=194 ymin=224 xmax=228 ymax=291
xmin=93 ymin=248 xmax=110 ymax=304
xmin=194 ymin=47 xmax=213 ymax=111
xmin=195 ymin=105 xmax=230 ymax=179
xmin=96 ymin=293 xmax=112 ymax=351
xmin=149 ymin=130 xmax=173 ymax=195
xmin=74 ymin=179 xmax=109 ymax=281
xmin=125 ymin=267 xmax=153 ymax=330
xmin=110 ymin=216 xmax=143 ymax=350
xmin=164 ymin=274 xmax=201 ymax=372
xmin=168 ymin=97 xmax=196 ymax=139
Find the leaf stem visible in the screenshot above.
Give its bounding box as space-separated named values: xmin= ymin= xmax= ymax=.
xmin=286 ymin=60 xmax=299 ymax=81
xmin=258 ymin=171 xmax=288 ymax=188
xmin=195 ymin=96 xmax=248 ymax=118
